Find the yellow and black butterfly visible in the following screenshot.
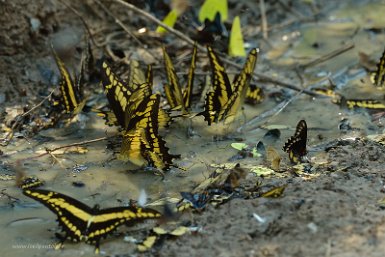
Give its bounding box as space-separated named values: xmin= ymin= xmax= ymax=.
xmin=200 ymin=46 xmax=258 ymax=125
xmin=52 ymin=47 xmax=86 ymax=114
xmin=283 ymin=120 xmax=307 ymax=164
xmin=245 ymin=85 xmax=264 ymax=105
xmin=163 ymin=43 xmax=197 ymax=113
xmin=100 ymin=60 xmax=152 ymax=128
xmin=338 ymin=97 xmax=385 ymax=110
xmin=371 ymin=48 xmax=385 ymax=88
xmin=23 ymin=188 xmax=161 ymax=254
xmin=120 ymin=94 xmax=179 ymax=170
xmin=139 ymin=95 xmax=179 ymax=170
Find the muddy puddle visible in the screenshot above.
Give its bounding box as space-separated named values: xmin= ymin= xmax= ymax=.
xmin=2 ymin=0 xmax=385 ymax=256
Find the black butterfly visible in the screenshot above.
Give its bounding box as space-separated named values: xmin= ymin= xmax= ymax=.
xmin=283 ymin=120 xmax=307 ymax=164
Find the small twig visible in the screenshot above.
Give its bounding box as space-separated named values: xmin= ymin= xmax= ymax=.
xmin=23 ymin=89 xmax=55 ymax=117
xmin=259 ymin=0 xmax=268 ymax=39
xmin=277 ymin=0 xmax=307 ymax=19
xmin=0 ymin=89 xmax=55 ymax=145
xmin=299 ymin=43 xmax=355 ymax=69
xmin=48 ymin=152 xmax=64 ymax=168
xmin=0 ymin=189 xmax=20 ymax=203
xmin=112 ymin=0 xmax=198 ymax=47
xmin=93 ymin=0 xmax=143 ymax=46
xmin=45 ymin=137 xmax=109 ymax=155
xmin=10 ymin=136 xmax=109 ymax=163
xmin=325 ymin=238 xmax=331 ymax=257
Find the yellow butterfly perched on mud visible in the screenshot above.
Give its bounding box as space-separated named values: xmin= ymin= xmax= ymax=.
xmin=163 ymin=43 xmax=197 ymax=113
xmin=99 ymin=60 xmax=159 ymax=129
xmin=283 ymin=120 xmax=307 ymax=164
xmin=119 ymin=94 xmax=179 ymax=171
xmin=371 ymin=48 xmax=385 ymax=88
xmin=200 ymin=46 xmax=258 ymax=125
xmin=51 ymin=47 xmax=87 ymax=115
xmin=23 ymin=188 xmax=161 ymax=254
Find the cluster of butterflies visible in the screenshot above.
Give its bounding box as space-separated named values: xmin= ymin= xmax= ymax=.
xmin=51 ymin=43 xmax=261 ymax=171
xmin=312 ymin=48 xmax=385 ymax=110
xmin=30 ymin=44 xmax=385 ymax=254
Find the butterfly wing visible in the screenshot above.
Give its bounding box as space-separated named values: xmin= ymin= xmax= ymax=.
xmin=245 ymin=84 xmax=264 ymax=105
xmin=163 ymin=46 xmax=185 ymax=112
xmin=200 ymin=46 xmax=232 ymax=125
xmin=216 ymin=48 xmax=258 ymax=123
xmin=86 ymin=205 xmax=161 ymax=246
xmin=52 ymin=47 xmax=81 ymax=113
xmin=231 ymin=48 xmax=258 ymax=95
xmin=283 ymin=120 xmax=307 ymax=164
xmin=23 ymin=188 xmax=94 ymax=241
xmin=182 ymin=42 xmax=198 ymax=110
xmin=101 ymin=61 xmax=134 ymax=127
xmin=371 ymin=48 xmax=385 ymax=88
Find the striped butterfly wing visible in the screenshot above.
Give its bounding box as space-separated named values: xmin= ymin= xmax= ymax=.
xmin=182 ymin=42 xmax=198 ymax=110
xmin=217 ymin=48 xmax=258 ymax=123
xmin=23 ymin=188 xmax=94 ymax=241
xmin=163 ymin=46 xmax=185 ymax=112
xmin=231 ymin=48 xmax=258 ymax=95
xmin=141 ymin=94 xmax=180 ymax=169
xmin=23 ymin=188 xmax=161 ymax=254
xmin=85 ymin=205 xmax=161 ymax=244
xmin=101 ymin=60 xmax=134 ymax=128
xmin=245 ymin=84 xmax=264 ymax=105
xmin=200 ymin=46 xmax=233 ymax=125
xmin=52 ymin=47 xmax=81 ymax=113
xmin=371 ymin=48 xmax=385 ymax=88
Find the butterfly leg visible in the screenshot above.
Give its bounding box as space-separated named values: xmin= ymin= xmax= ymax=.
xmin=94 ymin=240 xmax=100 ymax=254
xmin=54 ymin=232 xmax=66 ymax=250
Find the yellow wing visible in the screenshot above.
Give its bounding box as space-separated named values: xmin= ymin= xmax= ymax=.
xmin=101 ymin=61 xmax=153 ymax=129
xmin=217 ymin=49 xmax=258 ymax=123
xmin=182 ymin=42 xmax=198 ymax=109
xmin=232 ymin=48 xmax=258 ymax=95
xmin=200 ymin=46 xmax=232 ymax=125
xmin=120 ymin=94 xmax=177 ymax=170
xmin=23 ymin=188 xmax=161 ymax=254
xmin=245 ymin=85 xmax=264 ymax=105
xmin=52 ymin=47 xmax=82 ymax=113
xmin=163 ymin=46 xmax=185 ymax=112
xmin=371 ymin=48 xmax=385 ymax=88
xmin=344 ymin=99 xmax=385 ymax=109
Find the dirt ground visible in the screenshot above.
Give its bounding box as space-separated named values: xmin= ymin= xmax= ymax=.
xmin=2 ymin=1 xmax=385 ymax=257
